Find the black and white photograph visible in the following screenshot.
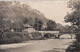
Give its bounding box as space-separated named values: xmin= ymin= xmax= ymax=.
xmin=0 ymin=0 xmax=79 ymax=52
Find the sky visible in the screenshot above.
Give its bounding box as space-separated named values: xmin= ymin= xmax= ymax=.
xmin=22 ymin=0 xmax=71 ymax=26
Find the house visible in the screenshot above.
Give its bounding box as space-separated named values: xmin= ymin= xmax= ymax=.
xmin=22 ymin=24 xmax=35 ymax=38
xmin=22 ymin=24 xmax=35 ymax=33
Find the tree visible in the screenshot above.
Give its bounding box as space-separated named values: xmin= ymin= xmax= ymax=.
xmin=47 ymin=20 xmax=56 ymax=31
xmin=65 ymin=0 xmax=80 ymax=52
xmin=64 ymin=0 xmax=80 ymax=32
xmin=33 ymin=19 xmax=43 ymax=31
xmin=38 ymin=20 xmax=43 ymax=31
xmin=65 ymin=0 xmax=80 ymax=40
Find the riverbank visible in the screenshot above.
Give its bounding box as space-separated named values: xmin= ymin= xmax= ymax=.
xmin=0 ymin=39 xmax=44 ymax=50
xmin=0 ymin=41 xmax=34 ymax=50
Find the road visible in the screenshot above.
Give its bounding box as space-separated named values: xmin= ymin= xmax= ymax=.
xmin=0 ymin=39 xmax=74 ymax=52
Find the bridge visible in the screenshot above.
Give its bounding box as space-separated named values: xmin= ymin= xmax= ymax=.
xmin=37 ymin=31 xmax=75 ymax=38
xmin=37 ymin=31 xmax=60 ymax=38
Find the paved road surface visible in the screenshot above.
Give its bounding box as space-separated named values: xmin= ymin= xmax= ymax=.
xmin=0 ymin=39 xmax=74 ymax=52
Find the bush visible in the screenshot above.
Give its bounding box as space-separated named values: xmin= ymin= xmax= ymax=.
xmin=44 ymin=33 xmax=56 ymax=38
xmin=66 ymin=41 xmax=80 ymax=52
xmin=0 ymin=32 xmax=30 ymax=44
xmin=66 ymin=33 xmax=80 ymax=52
xmin=76 ymin=33 xmax=80 ymax=42
xmin=31 ymin=32 xmax=43 ymax=40
xmin=10 ymin=36 xmax=23 ymax=43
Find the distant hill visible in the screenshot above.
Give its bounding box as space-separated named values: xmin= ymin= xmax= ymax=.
xmin=56 ymin=23 xmax=65 ymax=32
xmin=0 ymin=1 xmax=48 ymax=26
xmin=56 ymin=23 xmax=65 ymax=30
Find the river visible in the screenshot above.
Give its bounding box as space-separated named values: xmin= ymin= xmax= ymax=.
xmin=0 ymin=39 xmax=74 ymax=52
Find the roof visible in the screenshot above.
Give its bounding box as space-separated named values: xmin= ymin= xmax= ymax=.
xmin=23 ymin=24 xmax=33 ymax=28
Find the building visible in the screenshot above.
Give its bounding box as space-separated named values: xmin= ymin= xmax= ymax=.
xmin=22 ymin=24 xmax=35 ymax=33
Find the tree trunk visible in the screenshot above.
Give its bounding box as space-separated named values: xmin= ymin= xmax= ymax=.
xmin=71 ymin=34 xmax=72 ymax=39
xmin=76 ymin=33 xmax=80 ymax=42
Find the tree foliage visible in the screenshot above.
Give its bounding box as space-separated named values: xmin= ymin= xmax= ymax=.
xmin=64 ymin=0 xmax=80 ymax=32
xmin=33 ymin=19 xmax=43 ymax=31
xmin=65 ymin=1 xmax=80 ymax=51
xmin=47 ymin=20 xmax=56 ymax=31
